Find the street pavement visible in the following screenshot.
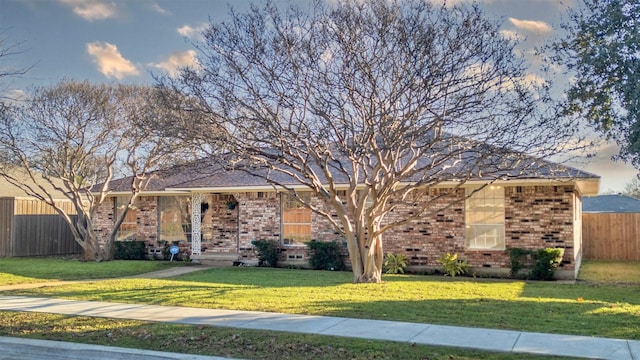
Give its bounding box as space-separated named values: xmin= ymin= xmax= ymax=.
xmin=0 ymin=266 xmax=638 ymax=359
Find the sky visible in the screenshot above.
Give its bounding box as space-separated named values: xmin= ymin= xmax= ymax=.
xmin=0 ymin=0 xmax=638 ymax=193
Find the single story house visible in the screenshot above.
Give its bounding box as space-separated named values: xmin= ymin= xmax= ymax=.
xmin=95 ymin=155 xmax=599 ymax=279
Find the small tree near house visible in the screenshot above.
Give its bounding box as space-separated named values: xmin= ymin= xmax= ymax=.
xmin=161 ymin=0 xmax=583 ymax=282
xmin=0 ymin=81 xmax=196 ymax=261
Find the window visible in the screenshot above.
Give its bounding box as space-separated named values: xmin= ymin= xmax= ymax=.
xmin=158 ymin=196 xmax=192 ymax=242
xmin=465 ymin=186 xmax=505 ymax=250
xmin=282 ymin=193 xmax=312 ymax=245
xmin=115 ymin=196 xmax=137 ymax=241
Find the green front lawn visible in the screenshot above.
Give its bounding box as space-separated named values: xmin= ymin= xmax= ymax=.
xmin=0 ymin=311 xmax=572 ymax=360
xmin=0 ymin=258 xmax=183 ymax=285
xmin=3 ymin=265 xmax=639 ymax=340
xmin=578 ymin=260 xmax=640 ymax=284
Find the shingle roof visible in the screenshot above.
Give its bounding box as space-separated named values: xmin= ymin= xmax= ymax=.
xmin=103 ymin=152 xmax=600 ymax=194
xmin=0 ymin=169 xmax=70 ymax=199
xmin=583 ymin=194 xmax=640 ymax=213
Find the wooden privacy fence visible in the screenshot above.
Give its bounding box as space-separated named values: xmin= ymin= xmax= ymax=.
xmin=582 ymin=213 xmax=640 ymax=261
xmin=0 ymin=197 xmax=82 ymax=257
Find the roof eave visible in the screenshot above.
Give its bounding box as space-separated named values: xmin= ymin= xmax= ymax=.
xmin=109 ymin=176 xmax=601 ymax=196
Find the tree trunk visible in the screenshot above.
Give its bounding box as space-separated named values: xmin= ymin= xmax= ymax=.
xmin=355 ymin=233 xmax=383 ymax=283
xmin=344 ymin=232 xmax=364 ymax=282
xmin=74 ymin=224 xmax=111 ymax=262
xmin=79 ymin=235 xmax=101 ymax=262
xmin=100 ymin=233 xmax=117 ymax=262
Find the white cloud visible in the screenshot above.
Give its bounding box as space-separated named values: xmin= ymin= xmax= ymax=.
xmin=522 ymin=73 xmax=545 ymax=86
xmin=1 ymin=89 xmax=27 ymax=104
xmin=150 ymin=50 xmax=199 ymax=76
xmin=59 ymin=0 xmax=118 ymax=21
xmin=508 ymin=18 xmax=552 ymax=34
xmin=566 ymin=141 xmax=639 ymax=193
xmin=177 ymin=23 xmax=208 ymax=39
xmin=426 ymin=0 xmax=494 ymax=6
xmin=150 ymin=2 xmax=170 ymax=15
xmin=86 ymin=41 xmax=139 ymax=79
xmin=500 ymin=30 xmax=524 ymax=41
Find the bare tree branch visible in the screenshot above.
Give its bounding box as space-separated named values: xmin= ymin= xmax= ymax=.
xmin=0 ymin=81 xmax=197 ymax=261
xmin=161 ymin=0 xmax=585 ymax=282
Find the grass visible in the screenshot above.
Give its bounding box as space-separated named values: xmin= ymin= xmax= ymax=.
xmin=0 ymin=311 xmax=574 ymax=360
xmin=0 ymin=258 xmax=637 ymax=359
xmin=0 ymin=258 xmax=184 ymax=285
xmin=577 ymin=260 xmax=640 ymax=284
xmin=3 ymin=264 xmax=640 ymax=340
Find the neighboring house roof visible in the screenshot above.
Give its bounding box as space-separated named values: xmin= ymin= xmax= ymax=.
xmin=583 ymin=194 xmax=640 ymax=213
xmin=0 ymin=168 xmax=70 ymax=200
xmin=103 ymin=151 xmax=600 ymax=196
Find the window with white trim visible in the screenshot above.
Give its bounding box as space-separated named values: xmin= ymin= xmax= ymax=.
xmin=282 ymin=193 xmax=312 ymax=246
xmin=465 ymin=185 xmax=505 ymax=250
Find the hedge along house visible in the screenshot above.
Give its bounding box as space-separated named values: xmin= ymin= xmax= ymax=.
xmin=95 ymin=153 xmax=600 ymax=279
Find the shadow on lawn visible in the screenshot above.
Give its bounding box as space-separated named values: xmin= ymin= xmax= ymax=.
xmin=310 ymin=296 xmax=640 ymax=340
xmin=8 ymin=279 xmax=638 ymax=341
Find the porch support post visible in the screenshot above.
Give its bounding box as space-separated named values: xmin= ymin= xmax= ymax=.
xmin=191 ymin=193 xmax=205 ymax=256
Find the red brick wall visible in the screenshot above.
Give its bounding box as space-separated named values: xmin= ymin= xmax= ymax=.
xmin=200 ymin=194 xmax=239 ymax=254
xmin=383 ymin=188 xmax=466 ymax=267
xmin=237 ymin=191 xmax=280 ymax=242
xmin=504 ymin=185 xmax=576 ymax=270
xmin=135 ymin=196 xmax=158 ymax=246
xmin=92 ymin=198 xmax=115 ymax=245
xmin=93 ymin=184 xmax=579 ymax=272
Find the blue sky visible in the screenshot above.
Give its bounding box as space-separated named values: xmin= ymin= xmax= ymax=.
xmin=0 ymin=0 xmax=637 ymax=192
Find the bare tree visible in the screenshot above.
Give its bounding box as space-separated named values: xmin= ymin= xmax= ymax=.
xmin=163 ymin=0 xmax=583 ymax=282
xmin=0 ymin=32 xmax=31 ymax=163
xmin=0 ymin=80 xmax=194 ymax=261
xmin=622 ymin=178 xmax=640 ymax=199
xmin=0 ymin=32 xmax=31 ymax=91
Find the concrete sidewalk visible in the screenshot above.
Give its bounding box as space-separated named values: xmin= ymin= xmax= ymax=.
xmin=0 ymin=265 xmax=210 ymax=292
xmin=0 ymin=335 xmax=233 ymax=360
xmin=1 ymin=295 xmax=638 ymax=360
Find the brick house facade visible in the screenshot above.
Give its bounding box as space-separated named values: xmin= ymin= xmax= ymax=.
xmin=95 ymin=177 xmax=595 ymax=279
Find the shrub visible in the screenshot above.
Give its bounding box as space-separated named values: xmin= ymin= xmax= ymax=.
xmin=307 ymin=240 xmax=345 ymax=271
xmin=383 ymin=253 xmax=408 ymax=274
xmin=531 ymin=248 xmax=565 ymax=281
xmin=507 ymin=247 xmax=565 ymax=280
xmin=114 ymin=241 xmax=146 ymax=260
xmin=251 ymin=239 xmax=279 ymax=267
xmin=437 ymin=252 xmax=470 ymax=277
xmin=507 ymin=247 xmax=531 ymax=277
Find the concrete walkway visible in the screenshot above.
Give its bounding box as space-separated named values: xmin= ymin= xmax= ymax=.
xmin=0 ymin=265 xmax=210 ymax=292
xmin=0 ymin=266 xmax=638 ymax=359
xmin=1 ymin=295 xmax=639 ymax=359
xmin=0 ymin=335 xmax=232 ymax=360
